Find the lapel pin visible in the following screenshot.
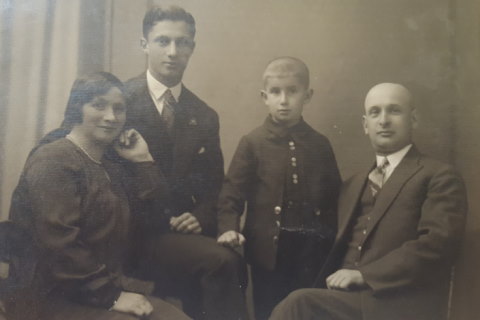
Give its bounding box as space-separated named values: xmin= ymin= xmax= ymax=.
xmin=189 ymin=118 xmax=198 ymax=126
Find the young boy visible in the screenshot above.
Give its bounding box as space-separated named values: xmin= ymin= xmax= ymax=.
xmin=217 ymin=57 xmax=341 ymax=319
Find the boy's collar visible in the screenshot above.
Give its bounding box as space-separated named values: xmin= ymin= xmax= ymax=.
xmin=264 ymin=116 xmax=308 ymax=139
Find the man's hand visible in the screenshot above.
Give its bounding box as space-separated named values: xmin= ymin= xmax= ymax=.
xmin=111 ymin=292 xmax=153 ymax=317
xmin=170 ymin=212 xmax=202 ymax=234
xmin=326 ymin=269 xmax=367 ymax=291
xmin=217 ymin=231 xmax=246 ymax=248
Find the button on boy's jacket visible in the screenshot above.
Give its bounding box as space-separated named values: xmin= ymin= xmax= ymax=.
xmin=218 ymin=117 xmax=341 ymax=270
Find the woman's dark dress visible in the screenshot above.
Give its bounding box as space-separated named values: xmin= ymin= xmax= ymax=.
xmin=8 ymin=138 xmax=189 ymax=320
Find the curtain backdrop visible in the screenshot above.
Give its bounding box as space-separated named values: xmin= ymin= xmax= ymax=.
xmin=0 ymin=0 xmax=108 ymax=219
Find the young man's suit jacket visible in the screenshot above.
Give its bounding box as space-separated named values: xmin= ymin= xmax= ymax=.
xmin=124 ymin=74 xmax=224 ymax=237
xmin=315 ymin=146 xmax=467 ymax=320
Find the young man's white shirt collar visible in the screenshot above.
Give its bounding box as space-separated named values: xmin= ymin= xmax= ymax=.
xmin=146 ymin=70 xmax=182 ymax=115
xmin=375 ymin=144 xmax=412 ymax=182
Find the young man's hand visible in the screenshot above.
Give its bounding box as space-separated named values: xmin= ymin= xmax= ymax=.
xmin=217 ymin=231 xmax=246 ymax=248
xmin=170 ymin=212 xmax=202 ymax=234
xmin=326 ymin=269 xmax=367 ymax=290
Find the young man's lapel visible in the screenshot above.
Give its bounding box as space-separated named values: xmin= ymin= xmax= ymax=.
xmin=171 ymin=87 xmax=201 ymax=179
xmin=126 ymin=74 xmax=163 ymax=131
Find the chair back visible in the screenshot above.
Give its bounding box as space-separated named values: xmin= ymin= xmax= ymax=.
xmin=0 ymin=220 xmax=38 ymax=319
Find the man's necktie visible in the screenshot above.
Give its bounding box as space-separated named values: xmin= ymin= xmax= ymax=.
xmin=368 ymin=157 xmax=390 ymax=197
xmin=162 ymin=89 xmax=176 ymax=135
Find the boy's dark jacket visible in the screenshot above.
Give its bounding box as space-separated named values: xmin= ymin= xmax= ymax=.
xmin=218 ymin=116 xmax=341 ymax=270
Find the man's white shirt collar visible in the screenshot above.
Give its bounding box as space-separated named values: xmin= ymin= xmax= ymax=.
xmin=375 ymin=144 xmax=412 ymax=181
xmin=146 ymin=70 xmax=182 ymax=114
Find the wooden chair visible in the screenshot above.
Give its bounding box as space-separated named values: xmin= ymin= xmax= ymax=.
xmin=0 ymin=220 xmax=38 ymax=319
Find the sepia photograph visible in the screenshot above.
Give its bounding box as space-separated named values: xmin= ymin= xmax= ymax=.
xmin=0 ymin=0 xmax=479 ymax=319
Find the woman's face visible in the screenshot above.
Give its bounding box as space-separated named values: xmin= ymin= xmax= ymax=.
xmin=78 ymin=87 xmax=126 ymax=145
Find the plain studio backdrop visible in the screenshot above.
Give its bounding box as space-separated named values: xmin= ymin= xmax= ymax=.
xmin=0 ymin=0 xmax=478 ymax=319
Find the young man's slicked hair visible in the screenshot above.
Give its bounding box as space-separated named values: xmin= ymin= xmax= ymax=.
xmin=143 ymin=5 xmax=196 ymax=39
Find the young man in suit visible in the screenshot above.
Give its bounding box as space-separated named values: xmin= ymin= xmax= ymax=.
xmin=124 ymin=6 xmax=246 ymax=320
xmin=270 ymin=83 xmax=467 ymax=320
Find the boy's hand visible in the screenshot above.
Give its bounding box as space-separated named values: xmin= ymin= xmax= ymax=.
xmin=218 ymin=231 xmax=245 ymax=248
xmin=114 ymin=129 xmax=154 ymax=163
xmin=170 ymin=212 xmax=202 ymax=234
xmin=326 ymin=269 xmax=367 ymax=291
xmin=111 ymin=292 xmax=153 ymax=317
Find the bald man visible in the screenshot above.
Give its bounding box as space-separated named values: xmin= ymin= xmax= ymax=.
xmin=270 ymin=83 xmax=467 ymax=320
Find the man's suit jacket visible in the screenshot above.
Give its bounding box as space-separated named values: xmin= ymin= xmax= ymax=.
xmin=315 ymin=146 xmax=467 ymax=320
xmin=125 ymin=74 xmax=224 ymax=237
xmin=218 ymin=117 xmax=341 ymax=270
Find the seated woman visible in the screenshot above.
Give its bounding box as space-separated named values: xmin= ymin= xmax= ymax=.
xmin=7 ymin=72 xmax=190 ymax=320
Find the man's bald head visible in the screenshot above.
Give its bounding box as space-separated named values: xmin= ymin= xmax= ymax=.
xmin=362 ymin=83 xmax=417 ymax=155
xmin=263 ymin=57 xmax=310 ymax=89
xmin=364 ymin=83 xmax=413 ymax=112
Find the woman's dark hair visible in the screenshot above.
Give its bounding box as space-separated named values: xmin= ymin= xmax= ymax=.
xmin=62 ymin=71 xmax=125 ymax=130
xmin=38 ymin=72 xmax=125 ymax=146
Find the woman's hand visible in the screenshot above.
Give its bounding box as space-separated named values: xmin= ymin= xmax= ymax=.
xmin=111 ymin=292 xmax=153 ymax=317
xmin=114 ymin=129 xmax=154 ymax=163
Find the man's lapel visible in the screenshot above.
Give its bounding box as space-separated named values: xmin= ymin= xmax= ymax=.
xmin=336 ymin=147 xmax=423 ymax=242
xmin=336 ymin=170 xmax=370 ymax=241
xmin=366 ymin=147 xmax=423 ymax=236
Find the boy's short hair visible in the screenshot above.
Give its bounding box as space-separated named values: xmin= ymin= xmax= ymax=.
xmin=263 ymin=57 xmax=310 ymax=88
xmin=143 ymin=5 xmax=196 ymax=39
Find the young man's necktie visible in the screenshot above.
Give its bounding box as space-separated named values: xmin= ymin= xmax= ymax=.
xmin=162 ymin=89 xmax=176 ymax=135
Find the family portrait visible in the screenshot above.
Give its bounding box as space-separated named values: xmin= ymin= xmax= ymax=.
xmin=0 ymin=0 xmax=478 ymax=319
